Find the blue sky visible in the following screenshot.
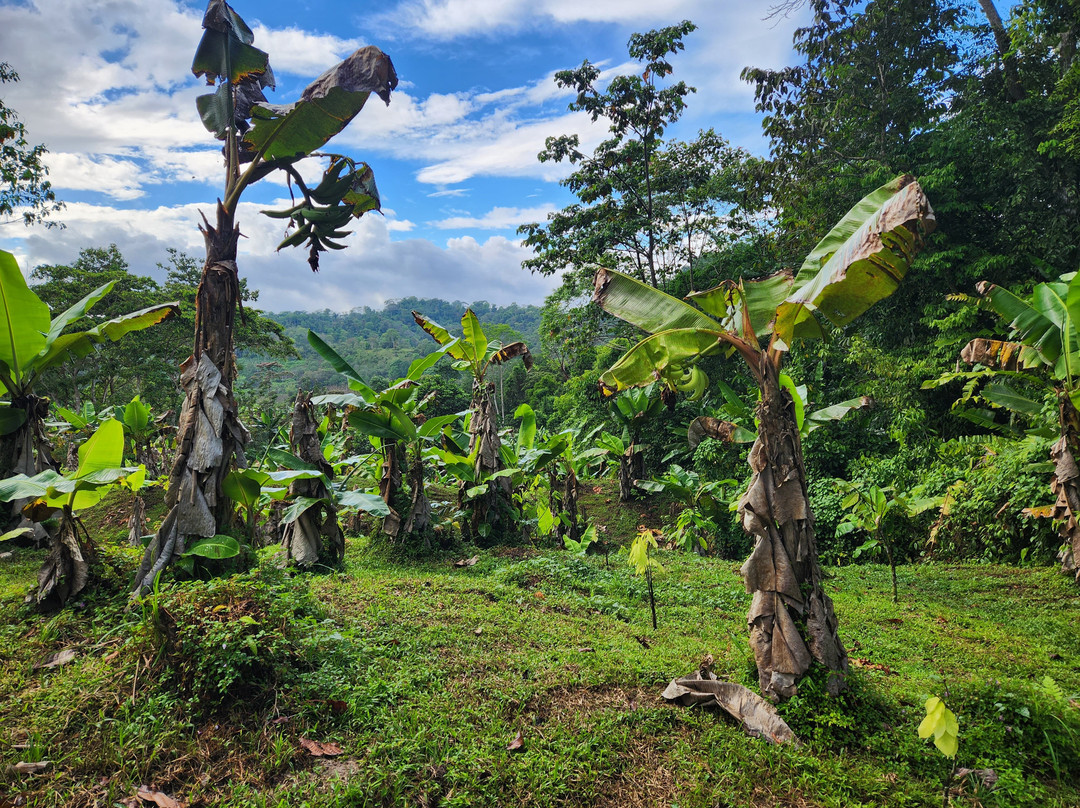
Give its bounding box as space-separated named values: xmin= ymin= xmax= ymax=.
xmin=0 ymin=0 xmax=816 ymax=311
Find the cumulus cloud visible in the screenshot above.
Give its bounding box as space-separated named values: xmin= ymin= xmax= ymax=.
xmin=8 ymin=201 xmax=558 ymax=311
xmin=431 ymin=204 xmax=556 ymax=230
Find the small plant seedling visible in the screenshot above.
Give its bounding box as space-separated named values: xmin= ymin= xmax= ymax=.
xmin=919 ymin=695 xmax=959 ymax=807
xmin=628 ymin=527 xmax=664 ymax=629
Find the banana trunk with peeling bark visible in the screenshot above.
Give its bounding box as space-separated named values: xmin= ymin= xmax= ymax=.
xmin=466 ymin=381 xmax=511 ymax=539
xmin=281 ymin=391 xmax=343 ymax=567
xmin=1052 ymin=396 xmax=1080 ymax=582
xmin=36 ymin=510 xmax=91 ymax=609
xmin=132 ymin=204 xmax=249 ymax=593
xmin=738 ymin=359 xmax=848 ymax=701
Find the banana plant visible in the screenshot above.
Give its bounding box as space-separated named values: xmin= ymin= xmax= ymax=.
xmin=605 ymin=384 xmax=662 ymax=501
xmin=0 ymin=420 xmax=141 ymax=607
xmin=308 ymin=331 xmax=457 ymax=549
xmin=593 ymin=175 xmax=935 ymax=701
xmin=413 ymin=309 xmax=533 ymax=541
xmin=957 ymin=270 xmax=1080 ymax=582
xmin=0 ymin=249 xmax=178 ymax=488
xmin=136 ymin=1 xmax=397 ymax=592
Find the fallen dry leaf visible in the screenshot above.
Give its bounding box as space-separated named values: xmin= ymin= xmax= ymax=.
xmin=327 ymin=700 xmax=348 ymax=715
xmin=577 ymin=647 xmax=595 ymax=653
xmin=136 ymin=787 xmax=185 ymax=808
xmin=453 ymin=556 xmax=480 ymax=567
xmin=34 ymin=649 xmax=77 ymax=670
xmin=10 ymin=761 xmax=51 ymax=775
xmin=299 ymin=738 xmax=343 ymax=757
xmin=591 ymin=485 xmax=602 ymax=494
xmin=507 ymin=730 xmax=525 ymax=752
xmin=851 ymin=658 xmax=897 ymax=675
xmin=474 ymin=627 xmax=483 ymax=636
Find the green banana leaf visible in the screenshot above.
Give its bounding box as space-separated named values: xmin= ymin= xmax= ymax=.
xmin=243 ymin=47 xmax=396 ymax=162
xmin=774 ymin=176 xmax=935 ymax=347
xmin=593 ymin=268 xmax=720 ymax=334
xmin=0 ymin=250 xmax=51 ymax=383
xmin=598 ymin=329 xmax=723 ymax=395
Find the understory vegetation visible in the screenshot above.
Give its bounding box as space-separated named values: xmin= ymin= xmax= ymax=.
xmin=1 ymin=487 xmax=1078 ymax=807
xmin=2 ymin=0 xmax=1080 ymax=804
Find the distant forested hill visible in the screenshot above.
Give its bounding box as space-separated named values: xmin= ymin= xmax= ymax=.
xmin=239 ymin=297 xmax=542 ymax=399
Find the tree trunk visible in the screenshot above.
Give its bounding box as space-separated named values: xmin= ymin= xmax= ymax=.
xmin=127 ymin=495 xmax=146 ymax=547
xmin=0 ymin=396 xmax=57 ymax=537
xmin=977 ymin=0 xmax=1025 ymax=102
xmin=132 ymin=203 xmax=248 ymax=594
xmin=563 ymin=467 xmax=580 ymax=545
xmin=281 ymin=391 xmax=343 ymax=567
xmin=618 ymin=445 xmax=644 ymax=502
xmin=467 ymin=381 xmax=510 ymax=540
xmin=1051 ymin=394 xmax=1080 ymax=583
xmin=738 ymin=358 xmax=848 ymax=701
xmin=379 ymin=438 xmax=403 ymax=539
xmin=402 ymin=443 xmax=433 ymax=549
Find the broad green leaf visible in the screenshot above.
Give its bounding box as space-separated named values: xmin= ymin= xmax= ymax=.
xmin=598 ymin=328 xmax=723 ymax=396
xmin=223 ymin=470 xmax=262 ymax=509
xmin=0 ymin=404 xmax=26 ymax=436
xmin=775 ymin=177 xmax=935 ymax=348
xmin=981 ymin=382 xmax=1045 ymax=416
xmin=121 ymin=396 xmax=151 ymax=435
xmin=805 ymin=396 xmax=871 ymax=435
xmin=687 ymin=272 xmax=795 ymax=341
xmin=335 ymin=489 xmax=390 ymax=516
xmin=281 ymin=496 xmax=326 ymax=525
xmin=778 ymin=373 xmax=805 ymax=432
xmin=0 ymin=250 xmax=50 ymax=384
xmin=417 ymin=412 xmax=460 ymax=440
xmin=594 ymin=268 xmax=721 ymax=335
xmin=0 ymin=472 xmax=57 ymax=502
xmin=53 ymin=405 xmax=89 ymax=430
xmin=46 ymin=282 xmax=114 ymax=343
xmin=266 ymin=447 xmax=319 ymax=471
xmin=33 ymin=304 xmax=180 ymax=377
xmin=412 ymin=311 xmax=467 ymax=360
xmin=76 ymin=420 xmax=124 ymax=478
xmin=384 ymin=402 xmax=417 ymax=441
xmin=406 ymin=347 xmax=449 ymax=381
xmin=349 ymin=409 xmax=410 ymax=442
xmin=461 ymin=309 xmax=487 ymax=364
xmin=185 ymin=534 xmax=242 ymax=560
xmin=307 ymin=331 xmax=377 ymax=400
xmin=244 ymin=47 xmax=395 ymax=162
xmin=196 ymin=82 xmax=233 ymax=139
xmin=514 ymin=403 xmax=536 ymax=454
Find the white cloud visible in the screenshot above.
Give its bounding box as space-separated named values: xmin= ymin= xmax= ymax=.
xmin=432 ymin=204 xmax=555 ymax=230
xmin=8 ymin=201 xmax=559 ymax=311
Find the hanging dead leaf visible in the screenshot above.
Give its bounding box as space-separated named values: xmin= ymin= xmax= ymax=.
xmin=136 ymin=787 xmax=185 ymax=808
xmin=299 ymin=738 xmax=343 ymax=757
xmin=507 ymin=730 xmax=525 ymax=752
xmin=454 ymin=555 xmax=479 ymax=567
xmin=34 ymin=649 xmax=77 ymax=670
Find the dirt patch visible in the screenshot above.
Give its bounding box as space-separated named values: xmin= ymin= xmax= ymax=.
xmin=493 ymin=546 xmax=538 ymax=560
xmin=593 ymin=734 xmax=683 ymax=808
xmin=527 ymin=684 xmax=661 ymax=725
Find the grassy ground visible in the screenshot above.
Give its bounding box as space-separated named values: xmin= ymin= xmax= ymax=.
xmin=0 ymin=487 xmax=1078 ymax=807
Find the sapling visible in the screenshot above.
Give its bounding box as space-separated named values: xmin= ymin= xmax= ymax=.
xmin=919 ymin=695 xmax=959 ymax=808
xmin=628 ymin=527 xmax=664 ymax=629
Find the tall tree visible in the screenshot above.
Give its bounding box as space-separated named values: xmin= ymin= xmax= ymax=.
xmin=132 ymin=0 xmax=396 ymax=593
xmin=520 ymin=22 xmax=746 ymax=293
xmin=0 ymin=63 xmax=62 ymax=228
